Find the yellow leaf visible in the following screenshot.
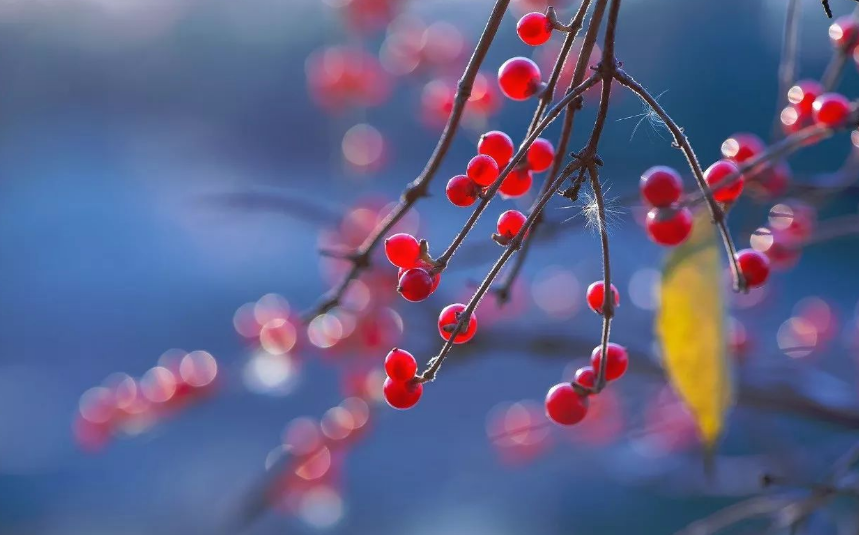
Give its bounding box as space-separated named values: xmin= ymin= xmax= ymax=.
xmin=656 ymin=211 xmax=733 ymax=449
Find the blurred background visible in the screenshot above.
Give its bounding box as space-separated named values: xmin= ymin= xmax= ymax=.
xmin=2 ymin=0 xmax=859 ymax=533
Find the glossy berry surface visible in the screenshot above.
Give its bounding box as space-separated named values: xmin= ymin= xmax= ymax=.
xmin=438 ymin=303 xmax=478 ymax=344
xmin=590 ymin=342 xmax=629 ymax=381
xmin=497 ymin=57 xmax=542 ymax=101
xmin=385 ymin=233 xmax=421 ymax=268
xmin=736 ymin=248 xmax=770 ymax=288
xmin=787 ymin=80 xmax=823 ymax=115
xmin=573 ymin=367 xmax=595 ymax=391
xmin=499 ymin=167 xmax=533 ymax=197
xmin=467 ymin=154 xmax=500 ymax=187
xmin=398 ymin=263 xmax=440 ymax=292
xmin=704 ymin=159 xmax=743 ymax=203
xmin=829 ymin=15 xmax=859 ymax=48
xmin=516 ymin=12 xmax=553 ymax=46
xmin=383 ymin=377 xmax=423 ymax=410
xmin=384 ymin=348 xmax=417 ymax=382
xmin=720 ymin=133 xmax=764 ymax=163
xmin=812 ymin=93 xmax=851 ymax=127
xmin=545 ymin=383 xmax=588 ymax=425
xmin=586 ymin=281 xmax=619 ymax=314
xmin=640 ymin=166 xmax=683 ymax=207
xmin=527 ymin=138 xmax=555 ymax=172
xmin=645 ymin=205 xmax=693 ymax=246
xmin=397 ymin=267 xmax=435 ymax=302
xmin=497 ymin=210 xmax=527 ymax=239
xmin=478 ymin=130 xmax=515 ymax=167
xmin=446 ymin=174 xmax=479 ymax=207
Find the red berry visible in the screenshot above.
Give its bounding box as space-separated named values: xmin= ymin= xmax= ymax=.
xmin=736 ymin=248 xmax=770 ymax=288
xmin=640 ymin=166 xmax=683 ymax=207
xmin=812 ymin=93 xmax=851 ymax=127
xmin=544 ymin=383 xmax=588 ymax=425
xmin=829 ymin=15 xmax=859 ymax=48
xmin=497 ymin=57 xmax=542 ymax=101
xmin=398 ymin=263 xmax=440 ymax=292
xmin=446 ymin=174 xmax=479 ymax=207
xmin=397 ymin=268 xmax=435 ymax=302
xmin=645 ymin=205 xmax=693 ymax=246
xmin=756 ymin=162 xmax=791 ymax=198
xmin=780 ymin=104 xmax=806 ymax=135
xmin=467 ymin=154 xmax=500 ymax=187
xmin=385 ymin=233 xmax=421 ymax=268
xmin=499 ymin=167 xmax=533 ymax=197
xmin=497 ymin=210 xmax=527 ymax=239
xmin=787 ymin=80 xmax=823 ymax=115
xmin=478 ymin=130 xmax=515 ymax=167
xmin=586 ymin=281 xmax=619 ymax=314
xmin=590 ymin=342 xmax=628 ymax=381
xmin=720 ymin=133 xmax=765 ymax=163
xmin=383 ymin=377 xmax=422 ymax=410
xmin=384 ymin=348 xmax=417 ymax=382
xmin=516 ymin=12 xmax=553 ymax=46
xmin=704 ymin=159 xmax=743 ymax=203
xmin=573 ymin=367 xmax=595 ymax=391
xmin=438 ymin=303 xmax=478 ymax=344
xmin=527 ymin=138 xmax=555 ymax=172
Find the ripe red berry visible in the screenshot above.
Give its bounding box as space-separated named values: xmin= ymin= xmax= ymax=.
xmin=829 ymin=15 xmax=859 ymax=48
xmin=383 ymin=377 xmax=423 ymax=410
xmin=573 ymin=367 xmax=595 ymax=391
xmin=640 ymin=166 xmax=683 ymax=207
xmin=467 ymin=154 xmax=500 ymax=187
xmin=527 ymin=137 xmax=555 ymax=172
xmin=544 ymin=383 xmax=588 ymax=425
xmin=385 ymin=233 xmax=421 ymax=268
xmin=780 ymin=104 xmax=806 ymax=135
xmin=812 ymin=93 xmax=851 ymax=127
xmin=499 ymin=167 xmax=533 ymax=197
xmin=497 ymin=210 xmax=527 ymax=239
xmin=645 ymin=205 xmax=693 ymax=246
xmin=787 ymin=80 xmax=823 ymax=115
xmin=397 ymin=268 xmax=435 ymax=302
xmin=438 ymin=303 xmax=478 ymax=344
xmin=478 ymin=130 xmax=515 ymax=167
xmin=516 ymin=12 xmax=553 ymax=46
xmin=586 ymin=281 xmax=619 ymax=314
xmin=398 ymin=263 xmax=440 ymax=292
xmin=590 ymin=342 xmax=628 ymax=381
xmin=758 ymin=162 xmax=791 ymax=198
xmin=384 ymin=348 xmax=417 ymax=382
xmin=720 ymin=133 xmax=765 ymax=163
xmin=497 ymin=57 xmax=542 ymax=101
xmin=446 ymin=174 xmax=479 ymax=207
xmin=736 ymin=248 xmax=770 ymax=288
xmin=704 ymin=159 xmax=744 ymax=203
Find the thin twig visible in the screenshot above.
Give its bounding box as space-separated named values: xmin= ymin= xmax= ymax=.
xmin=496 ymin=0 xmax=605 ymax=301
xmin=613 ymin=68 xmax=747 ymax=292
xmin=303 ymin=0 xmax=511 ymax=320
xmin=432 ymin=74 xmax=602 ymax=271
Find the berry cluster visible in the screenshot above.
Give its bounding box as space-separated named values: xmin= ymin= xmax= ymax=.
xmin=74 ymin=350 xmax=218 ymax=451
xmin=382 ymin=348 xmax=423 ymax=409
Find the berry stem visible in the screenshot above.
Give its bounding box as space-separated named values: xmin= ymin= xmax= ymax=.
xmin=613 ymin=67 xmax=748 ymax=292
xmin=303 ymin=0 xmax=511 ymax=321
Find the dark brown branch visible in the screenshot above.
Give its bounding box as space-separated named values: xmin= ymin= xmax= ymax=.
xmin=432 ymin=74 xmax=602 ymax=271
xmin=303 ymin=0 xmax=511 ymax=321
xmin=613 ymin=68 xmax=748 ymax=292
xmin=495 ymin=0 xmax=608 ymax=302
xmin=417 ymin=163 xmax=582 ymax=383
